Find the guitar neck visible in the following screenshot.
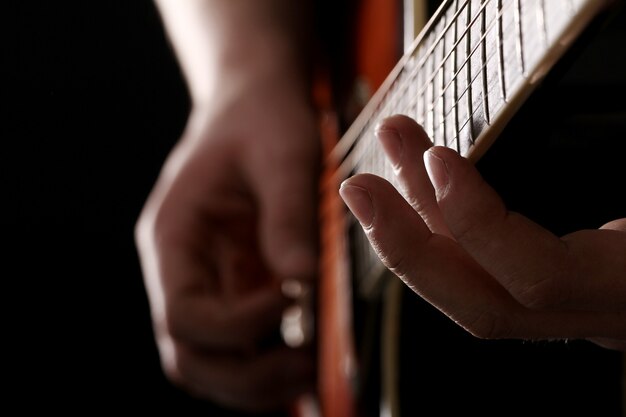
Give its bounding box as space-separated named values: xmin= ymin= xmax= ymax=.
xmin=333 ymin=0 xmax=612 ymax=172
xmin=330 ymin=0 xmax=614 ymax=295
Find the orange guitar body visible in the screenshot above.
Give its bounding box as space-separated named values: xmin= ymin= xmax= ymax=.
xmin=294 ymin=1 xmax=402 ymax=417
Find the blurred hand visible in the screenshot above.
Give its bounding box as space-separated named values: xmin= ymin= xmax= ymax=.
xmin=340 ymin=114 xmax=626 ymax=351
xmin=135 ymin=70 xmax=320 ymax=411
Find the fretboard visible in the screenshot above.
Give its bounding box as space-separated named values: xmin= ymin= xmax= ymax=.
xmin=334 ymin=0 xmax=614 ymax=296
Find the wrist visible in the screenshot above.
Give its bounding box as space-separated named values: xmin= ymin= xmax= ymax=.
xmin=155 ymin=0 xmax=314 ymax=105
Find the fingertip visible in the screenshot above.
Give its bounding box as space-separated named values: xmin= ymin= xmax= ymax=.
xmin=376 ymin=127 xmax=403 ymax=168
xmin=427 ymin=145 xmax=462 ymax=160
xmin=339 ymin=179 xmax=374 ymax=228
xmin=600 ymin=218 xmax=626 ymax=232
xmin=424 ymin=146 xmax=476 ymax=194
xmin=424 ymin=148 xmax=450 ymax=198
xmin=374 ymin=114 xmax=425 ymax=134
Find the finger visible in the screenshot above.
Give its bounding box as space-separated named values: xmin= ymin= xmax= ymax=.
xmin=138 ymin=137 xmax=301 ymax=349
xmin=167 ymin=288 xmax=291 ymax=351
xmin=340 ymin=173 xmax=626 ymax=341
xmin=163 ymin=343 xmax=315 ymax=412
xmin=376 ymin=115 xmax=451 ymax=236
xmin=339 ymin=173 xmax=523 ymax=337
xmin=138 ymin=200 xmax=289 ymax=351
xmin=560 ymin=228 xmax=626 ymax=311
xmin=601 ymin=217 xmax=626 ymax=231
xmin=250 ymin=143 xmax=320 ymax=283
xmin=424 ymin=146 xmax=614 ymax=311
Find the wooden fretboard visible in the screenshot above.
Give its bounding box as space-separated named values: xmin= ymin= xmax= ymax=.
xmin=331 ymin=0 xmax=614 ymax=296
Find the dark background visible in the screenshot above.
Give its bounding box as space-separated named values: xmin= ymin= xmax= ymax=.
xmin=4 ymin=0 xmax=624 ymax=415
xmin=4 ymin=0 xmax=214 ymax=413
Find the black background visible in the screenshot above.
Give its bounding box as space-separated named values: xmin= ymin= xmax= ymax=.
xmin=5 ymin=0 xmax=217 ymax=413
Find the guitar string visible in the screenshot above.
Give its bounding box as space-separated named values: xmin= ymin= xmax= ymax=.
xmin=332 ymin=0 xmax=587 ymax=170
xmin=480 ymin=0 xmax=490 ymax=127
xmin=342 ymin=0 xmax=568 ymax=176
xmin=342 ymin=0 xmax=521 ymax=176
xmin=353 ymin=0 xmax=512 ymax=167
xmin=496 ymin=0 xmax=506 ymax=101
xmin=329 ymin=0 xmax=474 ymax=162
xmin=409 ymin=0 xmax=559 ymax=147
xmin=393 ymin=0 xmax=520 ymax=139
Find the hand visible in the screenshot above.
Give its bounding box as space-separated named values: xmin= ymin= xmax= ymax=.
xmin=339 ymin=114 xmax=626 ymax=351
xmin=135 ymin=72 xmax=320 ymax=411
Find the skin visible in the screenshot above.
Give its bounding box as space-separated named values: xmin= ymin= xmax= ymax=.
xmin=135 ymin=0 xmax=318 ymax=412
xmin=340 ymin=114 xmax=626 ymax=351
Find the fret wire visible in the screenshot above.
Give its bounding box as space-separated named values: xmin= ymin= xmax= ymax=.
xmin=406 ymin=59 xmax=417 ymax=123
xmin=514 ymin=0 xmax=525 ymax=76
xmin=390 ymin=0 xmax=515 ymax=125
xmin=411 ymin=0 xmax=513 ymax=127
xmin=427 ymin=40 xmax=435 ymax=137
xmin=411 ymin=0 xmax=471 ymax=84
xmin=336 ymin=0 xmax=521 ymax=168
xmin=496 ymin=0 xmax=506 ymax=100
xmin=453 ymin=0 xmax=461 ymax=153
xmin=396 ymin=0 xmax=472 ymax=113
xmin=438 ymin=10 xmax=447 ymax=146
xmin=537 ymin=0 xmax=547 ymax=48
xmin=364 ymin=0 xmax=513 ymax=144
xmin=431 ymin=0 xmax=515 ymax=142
xmin=405 ymin=65 xmax=413 ymax=117
xmin=400 ymin=66 xmax=409 ymax=116
xmin=480 ymin=0 xmax=490 ymax=125
xmin=404 ymin=68 xmax=413 ymax=116
xmin=435 ymin=9 xmax=514 ymax=151
xmin=343 ymin=0 xmax=548 ymax=173
xmin=416 ymin=52 xmax=425 ymax=125
xmin=448 ymin=21 xmax=530 ymax=150
xmin=436 ymin=41 xmax=494 ymax=153
xmin=449 ymin=54 xmax=494 ymax=150
xmin=465 ymin=0 xmax=474 ymax=143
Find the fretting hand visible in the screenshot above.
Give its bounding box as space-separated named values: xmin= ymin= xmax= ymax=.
xmin=340 ymin=114 xmax=626 ymax=351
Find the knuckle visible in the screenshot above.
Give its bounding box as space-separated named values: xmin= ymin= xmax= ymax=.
xmin=371 ymin=235 xmax=412 ymax=279
xmin=511 ymin=252 xmax=573 ymax=310
xmin=461 ymin=310 xmax=515 ymax=340
xmin=163 ymin=309 xmax=186 ymax=342
xmin=453 ymin=212 xmax=492 ymax=248
xmin=165 ymin=305 xmax=210 ymax=342
xmin=161 ymin=302 xmax=194 ymax=342
xmin=134 ymin=206 xmax=156 ymax=250
xmin=451 ymin=192 xmax=506 ymax=246
xmin=158 ymin=339 xmax=192 ymax=390
xmin=512 ymin=276 xmax=569 ymax=310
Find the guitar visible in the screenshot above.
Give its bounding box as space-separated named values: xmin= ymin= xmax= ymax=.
xmin=284 ymin=1 xmax=625 ymax=416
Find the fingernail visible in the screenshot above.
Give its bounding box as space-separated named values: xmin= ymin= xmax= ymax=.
xmin=376 ymin=127 xmax=403 ymax=168
xmin=339 ymin=183 xmax=374 ymax=227
xmin=424 ymin=150 xmax=449 ymax=197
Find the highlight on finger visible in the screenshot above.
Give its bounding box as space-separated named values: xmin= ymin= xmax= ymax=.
xmin=375 ymin=115 xmax=451 ymax=236
xmin=339 ymin=172 xmax=625 ymax=344
xmin=339 ymin=173 xmax=523 ymax=339
xmin=375 ymin=114 xmax=432 ymax=169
